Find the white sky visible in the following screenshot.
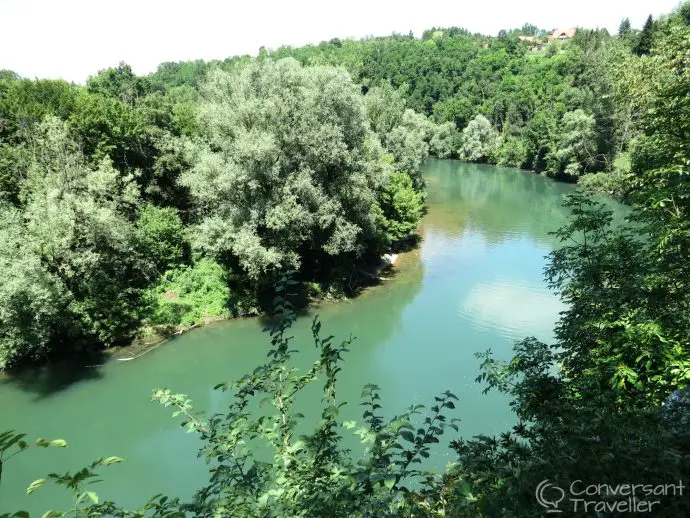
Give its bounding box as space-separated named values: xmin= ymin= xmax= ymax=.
xmin=0 ymin=0 xmax=681 ymax=83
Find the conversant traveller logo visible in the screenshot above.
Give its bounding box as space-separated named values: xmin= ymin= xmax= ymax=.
xmin=535 ymin=479 xmax=685 ymax=514
xmin=536 ymin=480 xmax=565 ymax=512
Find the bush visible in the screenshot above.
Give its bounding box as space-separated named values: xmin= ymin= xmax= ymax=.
xmin=376 ymin=171 xmax=424 ymax=243
xmin=143 ymin=258 xmax=230 ymax=329
xmin=136 ymin=204 xmax=188 ymax=272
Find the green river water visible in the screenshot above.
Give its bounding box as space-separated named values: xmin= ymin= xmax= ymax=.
xmin=1 ymin=160 xmax=580 ymax=513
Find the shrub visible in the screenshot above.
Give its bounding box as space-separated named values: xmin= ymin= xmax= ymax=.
xmin=143 ymin=258 xmax=230 ymax=329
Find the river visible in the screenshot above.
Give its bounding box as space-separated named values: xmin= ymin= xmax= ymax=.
xmin=1 ymin=160 xmax=578 ymax=513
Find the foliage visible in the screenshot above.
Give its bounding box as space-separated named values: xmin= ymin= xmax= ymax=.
xmin=546 ymin=109 xmax=597 ymax=178
xmin=182 ymin=59 xmax=421 ymax=283
xmin=143 ymin=258 xmax=231 ymax=329
xmin=635 ymin=15 xmax=655 ymax=56
xmin=0 ymin=208 xmax=67 ymax=369
xmin=459 ymin=115 xmax=499 ymax=162
xmin=136 ymin=204 xmax=188 ymax=273
xmin=2 ymin=9 xmax=690 ymax=517
xmin=376 ymin=171 xmax=424 ymax=242
xmin=495 ymin=132 xmax=528 ymax=168
xmin=428 ymin=121 xmax=458 ymax=159
xmin=146 ymin=274 xmax=461 ymax=516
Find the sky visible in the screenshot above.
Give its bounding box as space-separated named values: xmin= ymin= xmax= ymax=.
xmin=0 ymin=0 xmax=681 ymax=83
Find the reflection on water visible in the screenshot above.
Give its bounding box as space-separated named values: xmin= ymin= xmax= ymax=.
xmin=461 ymin=278 xmax=567 ymax=341
xmin=424 ymin=160 xmax=574 ymax=247
xmin=0 ymin=160 xmax=584 ymax=513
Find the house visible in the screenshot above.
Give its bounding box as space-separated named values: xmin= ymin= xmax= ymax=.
xmin=548 ymin=28 xmax=576 ymax=42
xmin=518 ymin=35 xmax=537 ymax=43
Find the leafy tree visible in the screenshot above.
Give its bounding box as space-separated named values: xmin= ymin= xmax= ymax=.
xmin=682 ymin=1 xmax=690 ymax=25
xmin=362 ymin=83 xmax=407 ymax=146
xmin=521 ymin=23 xmax=538 ymax=36
xmin=428 ymin=121 xmax=459 ymax=158
xmin=0 ymin=143 xmax=28 ymax=205
xmin=19 ymin=117 xmax=151 ymax=348
xmin=86 ymin=62 xmax=150 ymax=106
xmin=0 ymin=207 xmax=67 ymax=369
xmin=546 ymin=109 xmax=597 ymax=177
xmin=68 ymin=90 xmax=153 ymax=173
xmin=432 ymin=96 xmax=474 ymax=130
xmin=376 ymin=170 xmax=424 ymax=242
xmin=459 ymin=114 xmax=499 ymax=162
xmin=496 ymin=133 xmax=528 ymax=168
xmin=363 ymin=84 xmax=434 ymax=186
xmin=0 ymin=78 xmax=77 ymax=142
xmin=136 ymin=204 xmax=188 ymax=273
xmin=183 ymin=59 xmax=413 ymax=282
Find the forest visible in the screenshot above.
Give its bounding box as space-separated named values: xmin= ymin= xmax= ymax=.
xmin=1 ymin=1 xmax=689 ymax=516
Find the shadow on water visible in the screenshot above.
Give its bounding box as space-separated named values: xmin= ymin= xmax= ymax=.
xmin=0 ymin=353 xmax=106 ymax=401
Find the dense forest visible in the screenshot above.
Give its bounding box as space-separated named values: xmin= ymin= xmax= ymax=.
xmin=1 ymin=2 xmax=689 ymax=516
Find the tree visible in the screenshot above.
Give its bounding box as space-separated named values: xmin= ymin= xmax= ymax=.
xmin=143 ymin=258 xmax=231 ymax=329
xmin=376 ymin=170 xmax=424 ymax=243
xmin=432 ymin=96 xmax=474 ymax=130
xmin=521 ymin=23 xmax=538 ymax=36
xmin=136 ymin=204 xmax=188 ymax=273
xmin=547 ymin=109 xmax=597 ymax=177
xmin=429 ymin=121 xmax=459 ymax=158
xmin=0 ymin=207 xmax=67 ymax=369
xmin=635 ymin=15 xmax=655 ymax=55
xmin=682 ymin=1 xmax=690 ymax=25
xmin=618 ymin=17 xmax=632 ymax=38
xmin=459 ymin=114 xmax=500 ymax=162
xmin=362 ymin=83 xmax=406 ymax=148
xmin=20 ymin=117 xmax=151 ymax=348
xmin=183 ymin=60 xmax=392 ymax=281
xmin=86 ymin=62 xmax=150 ymax=106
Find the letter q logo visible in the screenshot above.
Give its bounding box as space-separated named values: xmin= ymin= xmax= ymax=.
xmin=536 ymin=479 xmax=565 ymax=513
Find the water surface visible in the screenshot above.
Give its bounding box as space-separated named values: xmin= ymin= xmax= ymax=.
xmin=1 ymin=160 xmax=577 ymax=512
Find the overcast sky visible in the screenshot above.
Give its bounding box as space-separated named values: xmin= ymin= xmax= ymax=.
xmin=0 ymin=0 xmax=681 ymax=83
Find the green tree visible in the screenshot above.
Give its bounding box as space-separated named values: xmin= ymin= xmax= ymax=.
xmin=0 ymin=208 xmax=67 ymax=369
xmin=635 ymin=15 xmax=655 ymax=55
xmin=376 ymin=170 xmax=424 ymax=242
xmin=618 ymin=17 xmax=632 ymax=38
xmin=136 ymin=204 xmax=188 ymax=273
xmin=547 ymin=109 xmax=597 ymax=177
xmin=143 ymin=257 xmax=230 ymax=329
xmin=20 ymin=117 xmax=151 ymax=348
xmin=429 ymin=121 xmax=459 ymax=158
xmin=183 ymin=60 xmax=391 ymax=281
xmin=86 ymin=62 xmax=150 ymax=106
xmin=459 ymin=114 xmax=499 ymax=162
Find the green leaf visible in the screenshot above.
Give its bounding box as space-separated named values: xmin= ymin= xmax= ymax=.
xmin=400 ymin=430 xmax=415 ymax=443
xmin=27 ymin=479 xmax=46 ymax=495
xmin=384 ymin=477 xmax=396 ymax=489
xmin=35 ymin=438 xmax=67 ymax=448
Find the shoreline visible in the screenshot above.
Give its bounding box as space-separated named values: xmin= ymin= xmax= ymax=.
xmin=104 ymin=252 xmax=405 ymax=364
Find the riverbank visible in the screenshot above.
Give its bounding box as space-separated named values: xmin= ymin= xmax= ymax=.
xmin=111 ymin=252 xmax=405 ymax=363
